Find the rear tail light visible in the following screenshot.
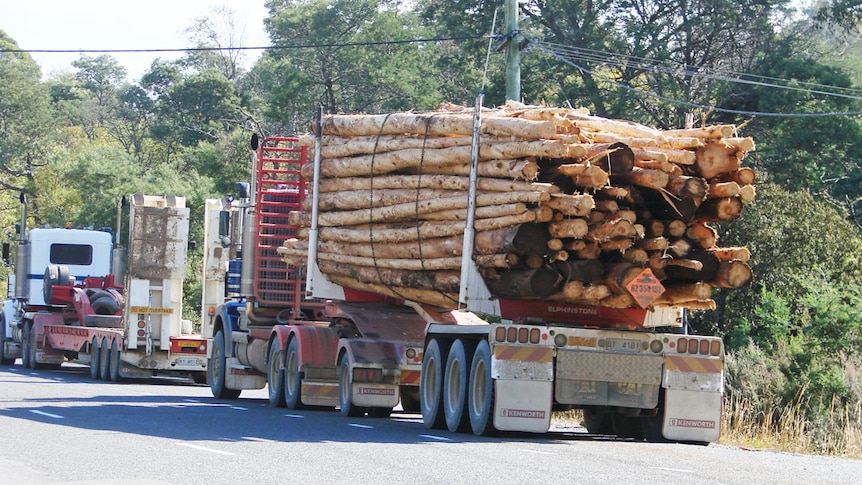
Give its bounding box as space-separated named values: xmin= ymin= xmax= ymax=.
xmin=353 ymin=368 xmax=383 ymax=383
xmin=494 ymin=326 xmax=547 ymax=345
xmin=676 ymin=337 xmax=723 ymax=356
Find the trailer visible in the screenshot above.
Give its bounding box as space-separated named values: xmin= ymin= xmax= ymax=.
xmin=1 ymin=194 xmax=207 ymax=382
xmin=202 ymin=118 xmax=730 ymax=443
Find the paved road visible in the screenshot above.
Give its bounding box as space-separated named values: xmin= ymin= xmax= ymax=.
xmin=1 ymin=362 xmax=861 ymax=485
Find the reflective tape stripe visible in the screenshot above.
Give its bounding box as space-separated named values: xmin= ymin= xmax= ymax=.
xmin=400 ymin=370 xmax=420 ymax=385
xmin=302 ymin=383 xmax=339 ymax=399
xmin=494 ymin=346 xmax=553 ymax=363
xmin=665 ymin=355 xmax=723 ymax=374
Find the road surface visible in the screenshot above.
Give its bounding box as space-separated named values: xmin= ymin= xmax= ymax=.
xmin=1 ymin=363 xmax=860 ymax=485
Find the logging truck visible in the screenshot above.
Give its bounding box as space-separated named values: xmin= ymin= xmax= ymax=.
xmin=0 ymin=194 xmax=208 ymax=382
xmin=202 ymin=101 xmax=753 ymax=443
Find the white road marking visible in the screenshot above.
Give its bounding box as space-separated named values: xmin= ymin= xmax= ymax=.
xmin=349 ymin=423 xmax=374 ymax=429
xmin=183 ymin=399 xmax=202 ymax=403
xmin=230 ymin=406 xmax=248 ymax=411
xmin=520 ymin=449 xmax=555 ymax=455
xmin=175 ymin=443 xmax=235 ymax=456
xmin=242 ymin=437 xmax=273 ymax=443
xmin=419 ymin=434 xmax=452 ymax=441
xmin=284 ymin=414 xmax=305 ymax=418
xmin=30 ymin=410 xmax=63 ymax=419
xmin=651 ymin=467 xmax=693 ymax=473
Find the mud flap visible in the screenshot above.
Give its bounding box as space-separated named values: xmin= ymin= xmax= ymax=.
xmin=493 ymin=379 xmax=553 ymax=433
xmin=224 ymin=357 xmax=267 ymax=389
xmin=352 ymin=383 xmax=400 ymax=408
xmin=662 ymin=389 xmax=722 ymax=442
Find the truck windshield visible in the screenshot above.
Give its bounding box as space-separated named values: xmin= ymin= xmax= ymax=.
xmin=49 ymin=244 xmax=93 ymax=265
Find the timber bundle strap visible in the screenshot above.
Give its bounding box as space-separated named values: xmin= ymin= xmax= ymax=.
xmin=365 ymin=112 xmax=458 ymax=306
xmin=368 ymin=113 xmax=400 ymax=300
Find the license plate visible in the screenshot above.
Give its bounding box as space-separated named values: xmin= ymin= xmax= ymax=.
xmin=176 ymin=358 xmax=202 ymax=366
xmin=605 ymin=338 xmax=641 ymax=352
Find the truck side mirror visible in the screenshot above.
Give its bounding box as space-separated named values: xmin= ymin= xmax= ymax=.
xmin=236 ymin=182 xmax=250 ymax=199
xmin=218 ymin=210 xmax=231 ymax=238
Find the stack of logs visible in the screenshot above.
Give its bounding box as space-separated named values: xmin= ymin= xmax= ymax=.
xmin=277 ymin=102 xmax=754 ymax=310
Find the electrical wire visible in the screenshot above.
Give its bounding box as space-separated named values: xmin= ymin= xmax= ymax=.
xmin=535 ymin=41 xmax=862 ymax=117
xmin=5 ymin=28 xmax=861 ymax=117
xmin=535 ymin=40 xmax=862 ymax=99
xmin=0 ymin=35 xmax=484 ymax=55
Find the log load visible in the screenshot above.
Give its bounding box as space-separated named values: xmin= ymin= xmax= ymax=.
xmin=279 ymin=102 xmax=756 ymax=311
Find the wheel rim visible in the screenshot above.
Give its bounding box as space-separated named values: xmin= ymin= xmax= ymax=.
xmin=422 ymin=354 xmax=438 ymax=409
xmin=100 ymin=339 xmax=109 ymax=380
xmin=445 ymin=358 xmax=461 ymax=414
xmin=110 ymin=340 xmax=120 ymax=381
xmin=211 ymin=332 xmax=225 ymax=391
xmin=268 ymin=340 xmax=285 ymax=406
xmin=470 ymin=357 xmax=486 ymax=416
xmin=90 ymin=338 xmax=100 ymax=379
xmin=339 ymin=359 xmax=350 ymax=409
xmin=287 ymin=348 xmax=298 ymax=394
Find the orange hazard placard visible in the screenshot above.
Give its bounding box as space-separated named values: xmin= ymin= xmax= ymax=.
xmin=625 ymin=268 xmax=665 ymax=309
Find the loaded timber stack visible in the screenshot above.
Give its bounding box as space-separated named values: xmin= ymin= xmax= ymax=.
xmin=278 ymin=102 xmax=754 ymax=311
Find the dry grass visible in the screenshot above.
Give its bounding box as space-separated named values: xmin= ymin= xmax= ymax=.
xmin=554 ymin=396 xmax=862 ymax=458
xmin=721 ymin=394 xmax=862 ymax=458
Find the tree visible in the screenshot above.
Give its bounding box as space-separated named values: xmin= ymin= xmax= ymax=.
xmin=692 ymin=183 xmax=862 ymax=344
xmin=260 ymin=0 xmax=442 ymax=128
xmin=141 ymin=61 xmax=242 ymax=152
xmin=0 ymin=31 xmax=55 ymax=220
xmin=72 ymin=55 xmax=128 ymax=107
xmin=182 ymin=6 xmax=251 ymax=80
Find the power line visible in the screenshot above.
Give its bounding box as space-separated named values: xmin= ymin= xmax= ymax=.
xmin=0 ymin=35 xmax=484 ymax=55
xmin=535 ymin=40 xmax=862 ymax=101
xmin=535 ymin=42 xmax=862 ymax=117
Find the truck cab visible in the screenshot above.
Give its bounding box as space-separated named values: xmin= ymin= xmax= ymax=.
xmin=22 ymin=228 xmax=113 ymax=305
xmin=2 ymin=227 xmax=113 ymax=365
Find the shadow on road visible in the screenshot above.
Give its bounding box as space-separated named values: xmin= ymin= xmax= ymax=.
xmin=0 ymin=363 xmax=630 ymax=447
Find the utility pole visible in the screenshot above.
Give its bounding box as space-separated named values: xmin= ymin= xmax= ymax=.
xmin=505 ymin=0 xmax=521 ymax=102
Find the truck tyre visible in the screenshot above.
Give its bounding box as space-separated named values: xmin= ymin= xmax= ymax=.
xmin=284 ymin=337 xmax=305 ymax=410
xmin=642 ymin=414 xmax=667 ymax=443
xmin=90 ymin=337 xmax=101 ymax=380
xmin=25 ymin=321 xmax=39 ymax=369
xmin=443 ymin=339 xmax=475 ymax=433
xmin=399 ymin=387 xmax=420 ymax=413
xmin=21 ymin=322 xmax=32 ymax=369
xmin=0 ymin=315 xmax=14 ymax=365
xmin=368 ymin=406 xmax=392 ymax=418
xmin=267 ymin=338 xmax=286 ymax=408
xmin=99 ymin=338 xmax=110 ymax=381
xmin=612 ymin=413 xmax=645 ymax=440
xmin=338 ymin=352 xmax=366 ymax=417
xmin=43 ymin=265 xmax=70 ymax=304
xmin=108 ymin=339 xmax=121 ymax=382
xmin=90 ymin=295 xmax=121 ymax=316
xmin=582 ymin=408 xmax=613 ymax=435
xmin=468 ymin=340 xmax=495 ymax=436
xmin=420 ymin=338 xmax=450 ymax=429
xmin=209 ymin=330 xmax=241 ymax=399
